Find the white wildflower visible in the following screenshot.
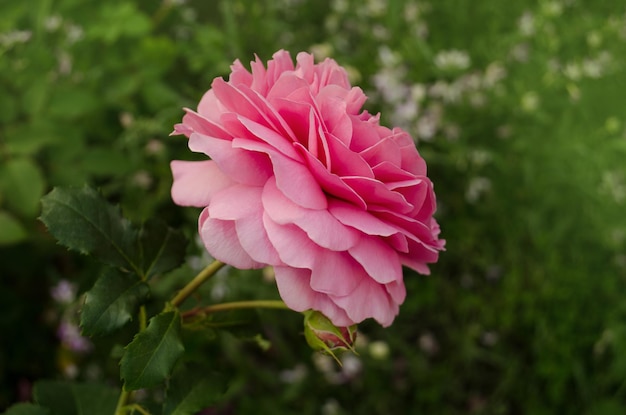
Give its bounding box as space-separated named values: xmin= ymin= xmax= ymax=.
xmin=434 ymin=49 xmax=471 ymax=71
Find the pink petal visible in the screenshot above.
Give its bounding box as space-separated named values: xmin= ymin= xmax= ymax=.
xmin=327 ymin=198 xmax=398 ymax=236
xmin=208 ymin=185 xmax=263 ymax=220
xmin=273 ymin=266 xmax=354 ymax=326
xmin=265 ymin=50 xmax=296 ymax=87
xmin=316 ymin=84 xmax=367 ymax=116
xmin=249 ymin=55 xmax=269 ymax=94
xmin=262 ymin=214 xmax=317 ymax=269
xmin=348 ymin=115 xmax=388 ymax=153
xmin=270 ymin=150 xmax=327 ymax=209
xmin=262 ymin=178 xmax=359 ymax=251
xmin=236 ymin=115 xmax=300 ymax=160
xmin=359 ymin=135 xmax=402 ymax=167
xmin=310 ymin=250 xmax=362 ymax=296
xmin=229 ymin=59 xmax=253 ymax=87
xmin=342 ymin=176 xmax=412 ymax=214
xmin=170 ymin=160 xmax=232 ymax=207
xmin=372 ymin=161 xmax=417 ymax=182
xmin=198 ymin=210 xmax=262 ymax=269
xmin=196 ymin=89 xmax=226 ymax=123
xmin=331 ymin=278 xmax=397 ymax=327
xmin=348 ymin=237 xmax=402 ymax=284
xmin=212 ymin=78 xmax=267 ymax=125
xmin=236 ymin=85 xmax=298 ymax=141
xmin=295 ymin=143 xmax=367 ymax=209
xmin=230 ymin=137 xmax=327 ymax=209
xmin=188 ymin=132 xmax=272 ymax=186
xmin=326 ymin=133 xmax=373 ymax=178
xmin=180 ymin=109 xmax=232 ymax=140
xmin=385 ymin=280 xmax=406 ymax=304
xmin=318 ymin=94 xmax=353 ymax=147
xmin=235 ymin=213 xmax=282 ymax=265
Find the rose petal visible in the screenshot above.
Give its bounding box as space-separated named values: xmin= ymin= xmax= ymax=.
xmin=171 ymin=160 xmax=232 ymax=207
xmin=348 ymin=237 xmax=401 ymax=284
xmin=198 ymin=210 xmax=262 ymax=269
xmin=208 ymin=185 xmax=263 ymax=220
xmin=331 ymin=278 xmax=397 ymax=327
xmin=188 ymin=132 xmax=272 ymax=186
xmin=310 ymin=250 xmax=362 ymax=296
xmin=328 ymin=198 xmax=398 ymax=236
xmin=273 ymin=266 xmax=354 ymax=326
xmin=263 ymin=214 xmax=317 ymax=269
xmin=262 ymin=178 xmax=359 ymax=251
xmin=342 ymin=176 xmax=413 ymax=213
xmin=235 ymin=213 xmax=282 ymax=265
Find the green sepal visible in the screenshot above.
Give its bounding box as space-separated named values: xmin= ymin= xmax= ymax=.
xmin=121 ymin=310 xmax=185 ymax=390
xmin=80 ymin=267 xmax=150 ymax=337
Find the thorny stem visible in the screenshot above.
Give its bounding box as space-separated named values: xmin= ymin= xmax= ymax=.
xmin=182 ymin=299 xmax=290 ymax=320
xmin=170 ymin=260 xmax=226 ymax=307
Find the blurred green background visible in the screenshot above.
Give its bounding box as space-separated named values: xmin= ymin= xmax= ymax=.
xmin=1 ymin=0 xmax=626 ymax=414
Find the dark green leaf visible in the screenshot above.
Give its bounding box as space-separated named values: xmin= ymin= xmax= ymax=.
xmin=81 ymin=268 xmax=150 ymax=336
xmin=2 ymin=403 xmax=50 ymax=415
xmin=138 ymin=219 xmax=188 ymax=278
xmin=32 ymin=381 xmax=118 ymax=415
xmin=39 ymin=186 xmax=139 ymax=272
xmin=121 ymin=311 xmax=185 ymax=390
xmin=0 ymin=158 xmax=45 ymax=217
xmin=0 ymin=211 xmax=28 ymax=245
xmin=163 ymin=365 xmax=226 ymax=415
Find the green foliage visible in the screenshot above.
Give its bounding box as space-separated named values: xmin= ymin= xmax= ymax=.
xmin=80 ymin=268 xmax=150 ymax=337
xmin=2 ymin=403 xmax=50 ymax=415
xmin=39 ymin=187 xmax=139 ymax=271
xmin=0 ymin=158 xmax=45 ymax=218
xmin=39 ymin=186 xmax=187 ymax=278
xmin=0 ymin=212 xmax=27 ymax=245
xmin=32 ymin=381 xmax=118 ymax=415
xmin=163 ymin=365 xmax=226 ymax=415
xmin=120 ymin=311 xmax=185 ymax=390
xmin=137 ymin=219 xmax=189 ymax=278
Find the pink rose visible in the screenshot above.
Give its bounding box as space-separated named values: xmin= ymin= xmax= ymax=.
xmin=171 ymin=50 xmax=444 ymax=327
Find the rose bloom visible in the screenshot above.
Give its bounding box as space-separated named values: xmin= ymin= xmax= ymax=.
xmin=171 ymin=50 xmax=444 ymax=327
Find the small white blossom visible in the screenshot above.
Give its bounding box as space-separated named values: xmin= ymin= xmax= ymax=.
xmin=518 ymin=12 xmax=535 ymax=36
xmin=44 ymin=15 xmax=63 ymax=32
xmin=521 ymin=91 xmax=540 ymax=112
xmin=368 ymin=340 xmax=390 ymax=360
xmin=466 ymin=177 xmax=492 ymax=203
xmin=434 ymin=49 xmax=471 ymax=72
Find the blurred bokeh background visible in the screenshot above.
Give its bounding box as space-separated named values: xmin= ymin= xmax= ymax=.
xmin=1 ymin=0 xmax=626 ymax=413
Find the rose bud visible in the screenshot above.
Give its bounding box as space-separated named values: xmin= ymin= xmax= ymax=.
xmin=303 ymin=310 xmax=357 ymax=365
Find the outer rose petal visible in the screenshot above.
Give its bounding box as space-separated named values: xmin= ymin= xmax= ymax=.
xmin=199 ymin=210 xmax=262 ymax=269
xmin=171 ymin=160 xmax=232 ymax=207
xmin=274 ymin=266 xmax=354 ymax=327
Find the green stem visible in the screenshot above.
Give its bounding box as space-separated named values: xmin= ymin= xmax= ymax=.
xmin=114 ymin=389 xmax=130 ymax=415
xmin=138 ymin=305 xmax=147 ymax=332
xmin=170 ymin=260 xmax=226 ymax=307
xmin=182 ymin=300 xmax=289 ymax=319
